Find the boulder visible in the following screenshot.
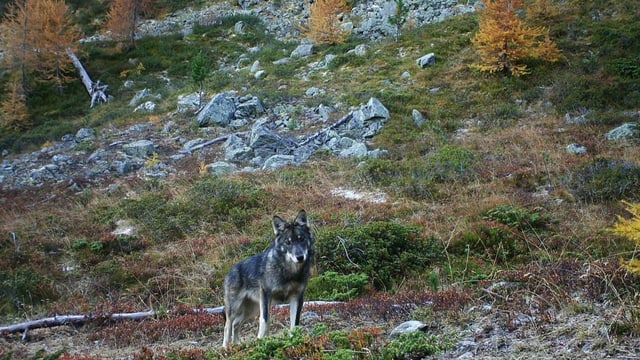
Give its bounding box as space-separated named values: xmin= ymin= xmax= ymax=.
xmin=123 ymin=140 xmax=156 ymax=158
xmin=390 ymin=320 xmax=428 ymax=338
xmin=250 ymin=123 xmax=295 ymax=159
xmin=207 ymin=161 xmax=238 ymax=176
xmin=606 ymin=123 xmax=639 ymax=141
xmin=291 ymin=44 xmax=314 ymax=58
xmin=262 ymin=155 xmax=295 ymax=170
xmin=197 ymin=92 xmax=237 ymax=127
xmin=224 ymin=134 xmax=253 ymax=161
xmin=235 ymin=95 xmax=266 ymax=119
xmin=177 ymin=93 xmax=201 ymax=113
xmin=417 ymin=53 xmax=436 ymax=68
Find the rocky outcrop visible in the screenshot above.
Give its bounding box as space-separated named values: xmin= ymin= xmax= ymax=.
xmin=0 ymin=94 xmax=390 ymax=190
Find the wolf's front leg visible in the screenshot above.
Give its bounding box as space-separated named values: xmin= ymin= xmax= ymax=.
xmin=258 ymin=289 xmax=271 ymax=338
xmin=289 ymin=293 xmax=304 ymax=331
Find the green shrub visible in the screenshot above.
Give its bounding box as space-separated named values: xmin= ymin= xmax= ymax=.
xmin=306 ymin=271 xmax=369 ymax=301
xmin=382 ymin=331 xmax=453 ymax=359
xmin=427 ymin=145 xmax=477 ymax=182
xmin=0 ymin=269 xmax=57 ymax=316
xmin=569 ymin=159 xmax=640 ymax=203
xmin=315 ymin=222 xmax=444 ymax=290
xmin=452 ymin=221 xmax=521 ymax=263
xmin=482 ymin=204 xmax=553 ymax=232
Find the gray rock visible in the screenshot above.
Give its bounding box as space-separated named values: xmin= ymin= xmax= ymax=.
xmin=273 ymin=57 xmax=292 ymax=65
xmin=262 ymin=155 xmax=295 ymax=170
xmin=417 ymin=53 xmax=436 ymax=68
xmin=75 ymin=128 xmax=95 ymax=142
xmin=250 ymin=60 xmax=260 ymax=73
xmin=177 ymin=93 xmax=201 ymax=113
xmin=197 ymin=92 xmax=237 ymax=127
xmin=339 ymin=141 xmax=368 ymax=158
xmin=412 ymin=109 xmax=426 ymax=127
xmin=566 ymin=143 xmax=587 ymax=155
xmin=606 ymin=123 xmax=639 ymax=141
xmin=390 ymin=320 xmax=427 ymax=337
xmin=250 ymin=123 xmax=294 ymax=159
xmin=235 ymin=95 xmax=265 ymax=119
xmin=134 ymin=101 xmax=157 ymax=112
xmin=123 ymin=140 xmax=156 ymax=158
xmin=254 ymin=70 xmax=266 ymax=79
xmin=234 ymin=21 xmax=245 ymax=34
xmin=564 ymin=111 xmax=589 ymax=125
xmin=207 ymin=161 xmax=238 ymax=176
xmin=352 ymin=44 xmax=369 ymax=56
xmin=112 ymin=159 xmax=133 ymax=175
xmin=291 ymin=44 xmax=314 ymax=58
xmin=129 ymin=88 xmax=161 ymax=107
xmin=224 ymin=134 xmax=253 ymax=161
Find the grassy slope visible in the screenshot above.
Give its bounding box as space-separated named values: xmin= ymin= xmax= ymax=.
xmin=1 ymin=0 xmax=640 ymax=358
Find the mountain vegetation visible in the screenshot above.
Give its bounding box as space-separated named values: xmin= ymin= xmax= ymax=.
xmin=1 ymin=0 xmax=640 ymax=358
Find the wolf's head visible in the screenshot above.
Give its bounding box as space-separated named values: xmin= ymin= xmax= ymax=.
xmin=272 ymin=210 xmax=314 ymax=264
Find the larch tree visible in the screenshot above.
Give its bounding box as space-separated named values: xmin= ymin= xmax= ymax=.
xmin=30 ymin=0 xmax=80 ymax=91
xmin=105 ymin=0 xmax=153 ymax=50
xmin=303 ymin=0 xmax=351 ymax=45
xmin=471 ymin=0 xmax=561 ymax=77
xmin=1 ymin=0 xmax=36 ymax=97
xmin=0 ymin=76 xmax=30 ymax=131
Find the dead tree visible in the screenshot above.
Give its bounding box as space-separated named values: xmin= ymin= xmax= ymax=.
xmin=66 ymin=48 xmax=110 ymax=108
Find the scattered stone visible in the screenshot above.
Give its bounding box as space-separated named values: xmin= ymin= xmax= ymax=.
xmin=390 ymin=320 xmax=427 ymax=337
xmin=206 ymin=161 xmax=238 ymax=176
xmin=134 ymin=101 xmax=157 ymax=112
xmin=123 ymin=140 xmax=156 ymax=158
xmin=566 ymin=143 xmax=587 ymax=155
xmin=177 ymin=93 xmax=201 ymax=113
xmin=417 ymin=53 xmax=436 ymax=68
xmin=197 ymin=92 xmax=237 ymax=127
xmin=412 ymin=109 xmax=426 ymax=127
xmin=291 ymin=44 xmax=314 ymax=58
xmin=75 ymin=128 xmax=96 ymax=142
xmin=606 ymin=123 xmax=639 ymax=141
xmin=262 ymin=154 xmax=295 ymax=170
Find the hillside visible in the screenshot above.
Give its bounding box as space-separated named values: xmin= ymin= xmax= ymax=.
xmin=1 ymin=0 xmax=640 ymax=359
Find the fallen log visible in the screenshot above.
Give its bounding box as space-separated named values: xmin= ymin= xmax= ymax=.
xmin=0 ymin=301 xmax=341 ymax=339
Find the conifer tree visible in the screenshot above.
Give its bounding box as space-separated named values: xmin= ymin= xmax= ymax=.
xmin=30 ymin=0 xmax=79 ymax=91
xmin=303 ymin=0 xmax=350 ymax=45
xmin=191 ymin=51 xmax=209 ymax=107
xmin=471 ymin=0 xmax=560 ymax=77
xmin=0 ymin=76 xmax=30 ymax=131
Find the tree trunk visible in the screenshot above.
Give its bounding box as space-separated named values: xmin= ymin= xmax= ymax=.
xmin=66 ymin=48 xmax=110 ymax=108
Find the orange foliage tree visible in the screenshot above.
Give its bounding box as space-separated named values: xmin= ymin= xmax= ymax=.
xmin=30 ymin=0 xmax=79 ymax=90
xmin=303 ymin=0 xmax=351 ymax=45
xmin=105 ymin=0 xmax=153 ymax=50
xmin=471 ymin=0 xmax=561 ymax=77
xmin=0 ymin=76 xmax=30 ymax=131
xmin=0 ymin=0 xmax=79 ymax=128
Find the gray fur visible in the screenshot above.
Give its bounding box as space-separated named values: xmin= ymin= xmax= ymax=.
xmin=222 ymin=210 xmax=314 ymax=348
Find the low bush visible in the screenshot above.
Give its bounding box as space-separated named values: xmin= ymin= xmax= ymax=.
xmin=315 ymin=221 xmax=444 ymax=290
xmin=306 ymin=271 xmax=369 ymax=301
xmin=569 ymin=159 xmax=640 ymax=203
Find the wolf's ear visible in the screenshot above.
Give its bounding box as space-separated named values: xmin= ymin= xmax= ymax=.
xmin=273 ymin=215 xmax=287 ymax=235
xmin=294 ymin=210 xmax=307 ymax=227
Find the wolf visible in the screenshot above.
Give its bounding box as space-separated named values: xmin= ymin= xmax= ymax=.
xmin=222 ymin=210 xmax=314 ymax=348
